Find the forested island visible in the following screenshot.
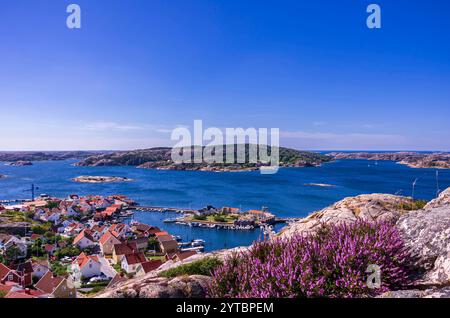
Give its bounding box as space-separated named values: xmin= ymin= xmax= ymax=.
xmin=75 ymin=145 xmax=332 ymax=172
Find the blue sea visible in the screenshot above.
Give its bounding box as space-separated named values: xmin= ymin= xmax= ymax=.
xmin=1 ymin=159 xmax=449 ymax=251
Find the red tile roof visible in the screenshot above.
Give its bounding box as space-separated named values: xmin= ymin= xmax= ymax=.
xmin=4 ymin=291 xmax=36 ymax=298
xmin=73 ymin=229 xmax=96 ymax=245
xmin=124 ymin=252 xmax=147 ymax=265
xmin=35 ymin=271 xmax=65 ymax=294
xmin=99 ymin=230 xmax=121 ymax=245
xmin=0 ymin=283 xmax=13 ymax=293
xmin=140 ymin=260 xmax=163 ymax=273
xmin=12 ymin=261 xmax=33 ymax=274
xmin=74 ymin=252 xmax=100 ymax=269
xmin=157 ymin=234 xmax=176 ymax=243
xmin=176 ymin=250 xmax=198 ymax=261
xmin=0 ymin=263 xmax=12 ymax=280
xmin=248 ymin=209 xmax=265 ymax=215
xmin=113 ymin=242 xmax=138 ymax=256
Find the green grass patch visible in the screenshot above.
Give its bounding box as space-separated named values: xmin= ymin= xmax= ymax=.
xmin=159 ymin=257 xmax=222 ymax=278
xmin=397 ymin=199 xmax=428 ymax=211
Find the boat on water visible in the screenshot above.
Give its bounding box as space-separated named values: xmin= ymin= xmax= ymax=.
xmin=163 ymin=218 xmax=178 ymax=223
xmin=172 ymin=235 xmax=182 ymax=242
xmin=191 ymin=239 xmax=205 ymax=246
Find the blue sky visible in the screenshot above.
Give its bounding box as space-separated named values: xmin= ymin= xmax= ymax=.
xmin=0 ymin=0 xmax=449 ymax=151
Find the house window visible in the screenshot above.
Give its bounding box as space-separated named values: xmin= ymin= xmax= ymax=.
xmin=89 ymin=264 xmax=92 ymax=268
xmin=8 ymin=274 xmax=13 ymax=281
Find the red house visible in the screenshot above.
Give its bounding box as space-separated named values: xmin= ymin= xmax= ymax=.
xmin=0 ymin=263 xmax=21 ymax=285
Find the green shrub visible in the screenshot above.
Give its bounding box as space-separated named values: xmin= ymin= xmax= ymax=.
xmin=159 ymin=257 xmax=222 ymax=278
xmin=50 ymin=261 xmax=67 ymax=276
xmin=45 ymin=201 xmax=60 ymax=209
xmin=55 ymin=246 xmax=81 ymax=258
xmin=397 ymin=199 xmax=428 ymax=211
xmin=213 ymin=215 xmax=226 ymax=223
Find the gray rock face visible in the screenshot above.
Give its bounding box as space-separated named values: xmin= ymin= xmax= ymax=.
xmin=397 ymin=204 xmax=450 ymax=286
xmin=279 ymin=193 xmax=413 ymax=238
xmin=424 ymin=187 xmax=450 ymax=209
xmin=96 ymin=247 xmax=245 ymax=298
xmin=97 ymin=275 xmax=211 ymax=298
xmin=379 ymin=287 xmax=450 ymax=298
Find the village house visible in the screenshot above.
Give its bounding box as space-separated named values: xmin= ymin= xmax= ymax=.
xmin=44 ymin=244 xmax=57 ymax=255
xmin=0 ymin=263 xmax=21 ymax=285
xmin=72 ymin=252 xmax=102 ymax=279
xmin=99 ymin=231 xmax=122 ymax=255
xmin=90 ymin=225 xmax=107 ymax=240
xmin=128 ymin=237 xmax=149 ymax=252
xmin=72 ymin=229 xmax=97 ymax=249
xmin=30 ymin=233 xmax=43 ymax=242
xmin=121 ymin=252 xmax=147 ymax=274
xmin=157 ymin=234 xmax=179 ymax=254
xmin=31 ymin=259 xmax=50 ymax=279
xmin=58 ymin=201 xmax=80 ymax=217
xmin=0 ymin=234 xmax=27 ymax=259
xmin=166 ymin=250 xmax=198 ymax=263
xmin=63 ymin=222 xmax=84 ymax=237
xmin=135 ymin=260 xmax=163 ymax=277
xmin=11 ymin=261 xmax=33 ymax=287
xmin=40 ymin=210 xmax=61 ymax=223
xmin=112 ymin=241 xmax=138 ymax=264
xmin=109 ymin=223 xmax=129 ymax=238
xmin=196 ymin=205 xmax=219 ymax=216
xmin=246 ymin=209 xmax=276 ymax=224
xmin=35 ymin=271 xmax=76 ymax=298
xmin=132 ymin=222 xmax=160 ymax=237
xmin=222 ymin=206 xmax=241 ymax=214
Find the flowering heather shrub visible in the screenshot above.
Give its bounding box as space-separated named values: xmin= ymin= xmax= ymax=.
xmin=208 ymin=220 xmax=411 ymax=298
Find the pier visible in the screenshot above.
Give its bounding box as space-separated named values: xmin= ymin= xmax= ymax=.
xmin=0 ymin=199 xmax=30 ymax=204
xmin=133 ymin=206 xmax=198 ymax=214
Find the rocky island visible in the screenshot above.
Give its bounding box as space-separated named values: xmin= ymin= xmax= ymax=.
xmin=0 ymin=150 xmax=107 ymax=162
xmin=6 ymin=160 xmax=33 ymax=166
xmin=304 ymin=183 xmax=335 ymax=188
xmin=72 ymin=176 xmax=133 ymax=183
xmin=330 ymin=152 xmax=450 ymax=169
xmin=75 ymin=145 xmax=332 ymax=172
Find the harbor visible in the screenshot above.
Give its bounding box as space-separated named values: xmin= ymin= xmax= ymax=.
xmin=128 ymin=204 xmax=300 ymax=231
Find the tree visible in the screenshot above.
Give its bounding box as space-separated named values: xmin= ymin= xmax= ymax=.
xmin=55 ymin=246 xmax=81 ymax=258
xmin=5 ymin=245 xmax=22 ymax=263
xmin=45 ymin=201 xmax=60 ymax=209
xmin=147 ymin=237 xmax=159 ymax=251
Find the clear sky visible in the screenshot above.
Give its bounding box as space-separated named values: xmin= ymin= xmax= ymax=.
xmin=0 ymin=0 xmax=449 ymax=151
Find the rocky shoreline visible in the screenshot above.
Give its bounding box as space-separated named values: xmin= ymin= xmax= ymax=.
xmin=72 ymin=176 xmax=133 ymax=183
xmin=97 ymin=187 xmax=450 ymax=298
xmin=6 ymin=160 xmax=33 ymax=166
xmin=330 ymin=152 xmax=450 ymax=169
